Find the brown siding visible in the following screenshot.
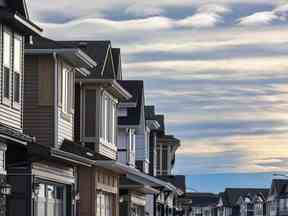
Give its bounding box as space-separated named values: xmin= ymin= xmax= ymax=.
xmin=38 ymin=57 xmax=53 ymax=105
xmin=23 ymin=55 xmax=54 ymax=146
xmin=79 ymin=166 xmax=94 ymax=216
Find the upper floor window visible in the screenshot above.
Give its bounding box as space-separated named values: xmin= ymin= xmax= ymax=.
xmin=101 ymin=92 xmax=116 ymax=145
xmin=13 ymin=37 xmax=21 ymax=105
xmin=2 ymin=30 xmax=22 ymax=108
xmin=3 ymin=31 xmax=11 ymax=102
xmin=61 ymin=63 xmax=74 ymax=117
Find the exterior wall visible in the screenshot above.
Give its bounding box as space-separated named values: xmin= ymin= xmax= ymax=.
xmin=0 ymin=24 xmax=24 ymax=131
xmin=23 ymin=55 xmax=54 ymax=146
xmin=79 ymin=166 xmax=119 ymax=216
xmin=57 ymin=106 xmax=74 ymax=147
xmin=117 ymin=128 xmax=136 ymax=167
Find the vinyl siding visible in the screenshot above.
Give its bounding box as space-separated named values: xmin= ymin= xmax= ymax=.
xmin=0 ymin=24 xmax=23 ymax=131
xmin=57 ymin=106 xmax=74 ymax=147
xmin=23 ymin=56 xmax=54 ymax=146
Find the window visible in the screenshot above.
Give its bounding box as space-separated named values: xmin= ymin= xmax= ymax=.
xmin=101 ymin=92 xmax=117 ymax=145
xmin=0 ymin=149 xmax=5 ymax=173
xmin=35 ymin=182 xmax=67 ymax=216
xmin=62 ymin=63 xmax=74 ymax=116
xmin=96 ymin=191 xmax=114 ymax=216
xmin=13 ymin=37 xmax=21 ymax=104
xmin=3 ymin=31 xmax=11 ymax=101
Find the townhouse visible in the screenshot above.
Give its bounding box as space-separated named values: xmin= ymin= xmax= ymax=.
xmin=0 ymin=0 xmax=41 ymax=215
xmin=266 ymin=179 xmax=288 ymax=216
xmin=216 ymin=188 xmax=269 ymax=216
xmin=181 ymin=193 xmax=219 ymax=216
xmin=0 ymin=1 xmax=186 ymax=216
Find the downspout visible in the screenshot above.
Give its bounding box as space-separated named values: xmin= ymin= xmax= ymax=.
xmin=53 ymin=52 xmax=58 ymax=148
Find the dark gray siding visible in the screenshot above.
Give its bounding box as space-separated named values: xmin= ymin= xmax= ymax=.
xmin=0 ymin=24 xmax=24 ymax=131
xmin=23 ymin=56 xmax=54 ymax=146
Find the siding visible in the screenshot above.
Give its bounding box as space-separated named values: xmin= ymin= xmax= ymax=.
xmin=23 ymin=56 xmax=54 ymax=146
xmin=0 ymin=24 xmax=23 ymax=131
xmin=57 ymin=106 xmax=73 ymax=147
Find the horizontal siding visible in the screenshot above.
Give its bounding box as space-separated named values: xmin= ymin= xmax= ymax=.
xmin=23 ymin=56 xmax=54 ymax=146
xmin=135 ymin=133 xmax=146 ymax=160
xmin=57 ymin=107 xmax=73 ymax=147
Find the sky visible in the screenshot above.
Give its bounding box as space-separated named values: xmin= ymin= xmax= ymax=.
xmin=28 ymin=0 xmax=288 ymax=192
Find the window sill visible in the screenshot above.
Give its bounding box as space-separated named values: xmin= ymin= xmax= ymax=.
xmin=12 ymin=102 xmax=21 ymax=111
xmin=2 ymin=97 xmax=11 ymax=107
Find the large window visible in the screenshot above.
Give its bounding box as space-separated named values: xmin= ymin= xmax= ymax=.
xmin=96 ymin=191 xmax=114 ymax=216
xmin=3 ymin=31 xmax=11 ymax=102
xmin=101 ymin=92 xmax=117 ymax=145
xmin=35 ymin=182 xmax=68 ymax=216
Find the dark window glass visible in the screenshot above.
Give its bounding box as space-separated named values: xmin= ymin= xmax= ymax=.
xmin=3 ymin=67 xmax=10 ymax=99
xmin=14 ymin=72 xmax=20 ymax=103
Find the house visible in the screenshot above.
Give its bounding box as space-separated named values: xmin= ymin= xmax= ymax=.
xmin=0 ymin=0 xmax=41 ymax=215
xmin=56 ymin=41 xmax=132 ymax=216
xmin=6 ymin=35 xmax=97 ymax=216
xmin=267 ymin=179 xmax=288 ymax=216
xmin=217 ymin=188 xmax=269 ymax=216
xmin=181 ymin=193 xmax=219 ymax=216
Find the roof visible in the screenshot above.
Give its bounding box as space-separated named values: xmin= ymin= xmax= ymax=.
xmin=57 ymin=40 xmax=116 ymax=79
xmin=270 ymin=179 xmax=288 ymax=196
xmin=184 ymin=193 xmax=219 ymax=207
xmin=222 ymin=188 xmax=270 ymax=207
xmin=112 ymin=48 xmax=122 ymax=80
xmin=6 ymin=0 xmax=28 ymax=18
xmin=118 ymin=80 xmax=144 ymax=126
xmin=0 ymin=123 xmax=34 ymax=144
xmin=158 ymin=175 xmax=186 ymax=193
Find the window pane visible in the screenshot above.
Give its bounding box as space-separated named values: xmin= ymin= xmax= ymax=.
xmin=14 ymin=72 xmax=20 ymax=103
xmin=14 ymin=38 xmax=21 ymax=72
xmin=4 ymin=67 xmax=10 ymax=98
xmin=3 ymin=31 xmax=10 ymax=67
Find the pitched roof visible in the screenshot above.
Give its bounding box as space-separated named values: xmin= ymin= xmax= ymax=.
xmin=112 ymin=48 xmax=122 ymax=80
xmin=223 ymin=188 xmax=269 ymax=207
xmin=118 ymin=80 xmax=144 ymax=126
xmin=158 ymin=175 xmax=186 ymax=193
xmin=145 ymin=106 xmax=156 ymax=120
xmin=185 ymin=193 xmax=219 ymax=207
xmin=6 ymin=0 xmax=28 ymax=18
xmin=270 ymin=179 xmax=288 ymax=196
xmin=57 ymin=40 xmax=116 ymax=79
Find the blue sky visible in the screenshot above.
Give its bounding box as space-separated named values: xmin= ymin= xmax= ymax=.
xmin=28 ymin=0 xmax=288 ymax=192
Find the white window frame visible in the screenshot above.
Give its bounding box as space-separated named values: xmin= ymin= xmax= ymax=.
xmin=13 ymin=35 xmax=22 ymax=109
xmin=2 ymin=30 xmax=11 ymax=105
xmin=61 ymin=62 xmax=74 ymax=120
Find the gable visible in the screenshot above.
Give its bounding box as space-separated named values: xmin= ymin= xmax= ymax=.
xmin=102 ymin=47 xmax=116 ymax=79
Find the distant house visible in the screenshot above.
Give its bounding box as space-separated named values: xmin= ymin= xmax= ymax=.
xmin=267 ymin=179 xmax=288 ymax=216
xmin=217 ymin=188 xmax=269 ymax=216
xmin=182 ymin=193 xmax=219 ymax=216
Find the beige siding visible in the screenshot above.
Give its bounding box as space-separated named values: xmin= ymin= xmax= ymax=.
xmin=23 ymin=56 xmax=54 ymax=146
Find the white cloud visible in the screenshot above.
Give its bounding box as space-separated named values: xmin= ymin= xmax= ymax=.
xmin=125 ymin=3 xmax=164 ymax=17
xmin=238 ymin=3 xmax=288 ymax=26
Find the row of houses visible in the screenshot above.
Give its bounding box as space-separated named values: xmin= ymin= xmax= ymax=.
xmin=181 ymin=179 xmax=288 ymax=216
xmin=0 ymin=1 xmax=187 ymax=216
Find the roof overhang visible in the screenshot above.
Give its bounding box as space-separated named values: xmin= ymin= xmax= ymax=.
xmin=146 ymin=119 xmax=161 ymax=130
xmin=120 ymin=184 xmax=160 ymax=194
xmin=118 ymin=102 xmax=137 ymax=108
xmin=0 ymin=10 xmax=42 ymax=35
xmin=76 ymin=79 xmax=132 ymax=100
xmin=25 ymin=48 xmax=97 ymax=74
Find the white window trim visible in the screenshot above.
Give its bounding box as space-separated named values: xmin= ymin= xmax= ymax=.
xmin=12 ymin=35 xmax=22 ymax=110
xmin=2 ymin=29 xmax=11 ymax=105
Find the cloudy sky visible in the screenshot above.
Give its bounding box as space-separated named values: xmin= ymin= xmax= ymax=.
xmin=28 ymin=0 xmax=288 ymax=191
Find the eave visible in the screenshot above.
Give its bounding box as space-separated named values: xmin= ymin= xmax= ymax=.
xmin=0 ymin=9 xmax=42 ymax=35
xmin=25 ymin=48 xmax=97 ymax=75
xmin=76 ymin=79 xmax=132 ymax=100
